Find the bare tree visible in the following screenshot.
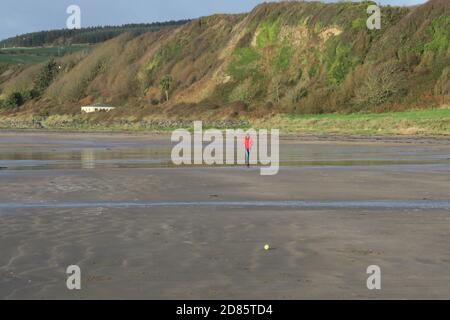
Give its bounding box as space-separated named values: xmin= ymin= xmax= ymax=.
xmin=354 ymin=61 xmax=406 ymax=107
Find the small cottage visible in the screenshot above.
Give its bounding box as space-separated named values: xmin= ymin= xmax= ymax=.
xmin=81 ymin=104 xmax=115 ymax=113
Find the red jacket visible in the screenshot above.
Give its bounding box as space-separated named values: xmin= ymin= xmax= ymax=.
xmin=244 ymin=136 xmax=252 ymax=150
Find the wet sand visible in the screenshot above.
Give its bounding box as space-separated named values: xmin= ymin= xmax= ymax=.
xmin=0 ymin=131 xmax=450 ymax=299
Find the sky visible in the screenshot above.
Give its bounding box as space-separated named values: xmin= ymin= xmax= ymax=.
xmin=0 ymin=0 xmax=428 ymax=41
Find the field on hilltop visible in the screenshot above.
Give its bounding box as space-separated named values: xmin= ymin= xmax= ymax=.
xmin=0 ymin=45 xmax=91 ymax=64
xmin=0 ymin=0 xmax=448 ymax=134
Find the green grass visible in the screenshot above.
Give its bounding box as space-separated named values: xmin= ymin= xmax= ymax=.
xmin=324 ymin=40 xmax=361 ymax=85
xmin=227 ymin=47 xmax=260 ymax=80
xmin=255 ymin=108 xmax=450 ymax=135
xmin=351 ymin=17 xmax=366 ymax=30
xmin=0 ymin=45 xmax=90 ymax=64
xmin=273 ymin=46 xmax=293 ymax=72
xmin=255 ymin=19 xmax=280 ymax=48
xmin=1 ymin=109 xmax=449 ymax=135
xmin=0 ymin=108 xmax=450 ymax=136
xmin=424 ymin=15 xmax=450 ymax=52
xmin=284 ymin=108 xmax=450 ymax=120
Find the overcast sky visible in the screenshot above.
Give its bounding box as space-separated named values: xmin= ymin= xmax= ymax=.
xmin=0 ymin=0 xmax=428 ymax=41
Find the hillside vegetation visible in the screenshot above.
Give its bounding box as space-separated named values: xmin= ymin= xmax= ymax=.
xmin=0 ymin=0 xmax=448 ymax=126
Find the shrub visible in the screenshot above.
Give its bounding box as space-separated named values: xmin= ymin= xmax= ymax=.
xmin=160 ymin=74 xmax=173 ymax=101
xmin=424 ymin=16 xmax=450 ymax=52
xmin=4 ymin=91 xmax=25 ymax=108
xmin=34 ymin=59 xmax=59 ymax=94
xmin=229 ymin=78 xmax=256 ymax=104
xmin=324 ymin=40 xmax=361 ymax=85
xmin=150 ymin=98 xmax=160 ymax=106
xmin=255 ymin=20 xmax=280 ymax=49
xmin=272 ymin=46 xmax=292 ymax=72
xmin=351 ymin=17 xmax=366 ymax=30
xmin=0 ymin=87 xmax=42 ymax=109
xmin=227 ymin=47 xmax=260 ymax=80
xmin=354 ymin=61 xmax=407 ymax=108
xmin=434 ymin=67 xmax=450 ymax=103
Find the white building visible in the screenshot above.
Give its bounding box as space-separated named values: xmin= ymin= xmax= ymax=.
xmin=81 ymin=104 xmax=115 ymax=113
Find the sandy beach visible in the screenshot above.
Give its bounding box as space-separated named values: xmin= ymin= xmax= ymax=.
xmin=1 ymin=131 xmax=450 ymax=299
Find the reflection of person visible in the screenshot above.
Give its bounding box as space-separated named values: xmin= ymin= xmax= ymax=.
xmin=243 ymin=133 xmax=252 ymax=168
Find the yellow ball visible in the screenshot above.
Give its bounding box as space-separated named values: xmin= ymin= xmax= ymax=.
xmin=264 ymin=244 xmax=270 ymax=251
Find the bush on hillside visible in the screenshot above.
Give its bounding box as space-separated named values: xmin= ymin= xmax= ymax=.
xmin=0 ymin=82 xmax=43 ymax=110
xmin=435 ymin=66 xmax=450 ymax=104
xmin=2 ymin=91 xmax=24 ymax=109
xmin=33 ymin=59 xmax=60 ymax=95
xmin=354 ymin=61 xmax=407 ymax=108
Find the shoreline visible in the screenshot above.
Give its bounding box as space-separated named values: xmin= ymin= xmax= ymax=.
xmin=1 ymin=128 xmax=450 ymax=145
xmin=1 ymin=107 xmax=450 ymax=136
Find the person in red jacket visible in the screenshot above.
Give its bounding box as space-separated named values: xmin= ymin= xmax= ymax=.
xmin=244 ymin=133 xmax=252 ymax=168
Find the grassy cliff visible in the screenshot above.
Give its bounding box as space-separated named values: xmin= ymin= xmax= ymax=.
xmin=0 ymin=0 xmax=448 ymax=133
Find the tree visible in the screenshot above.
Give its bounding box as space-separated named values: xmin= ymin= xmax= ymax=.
xmin=270 ymin=73 xmax=283 ymax=103
xmin=354 ymin=61 xmax=406 ymax=108
xmin=33 ymin=59 xmax=59 ymax=95
xmin=4 ymin=91 xmax=24 ymax=109
xmin=160 ymin=74 xmax=173 ymax=101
